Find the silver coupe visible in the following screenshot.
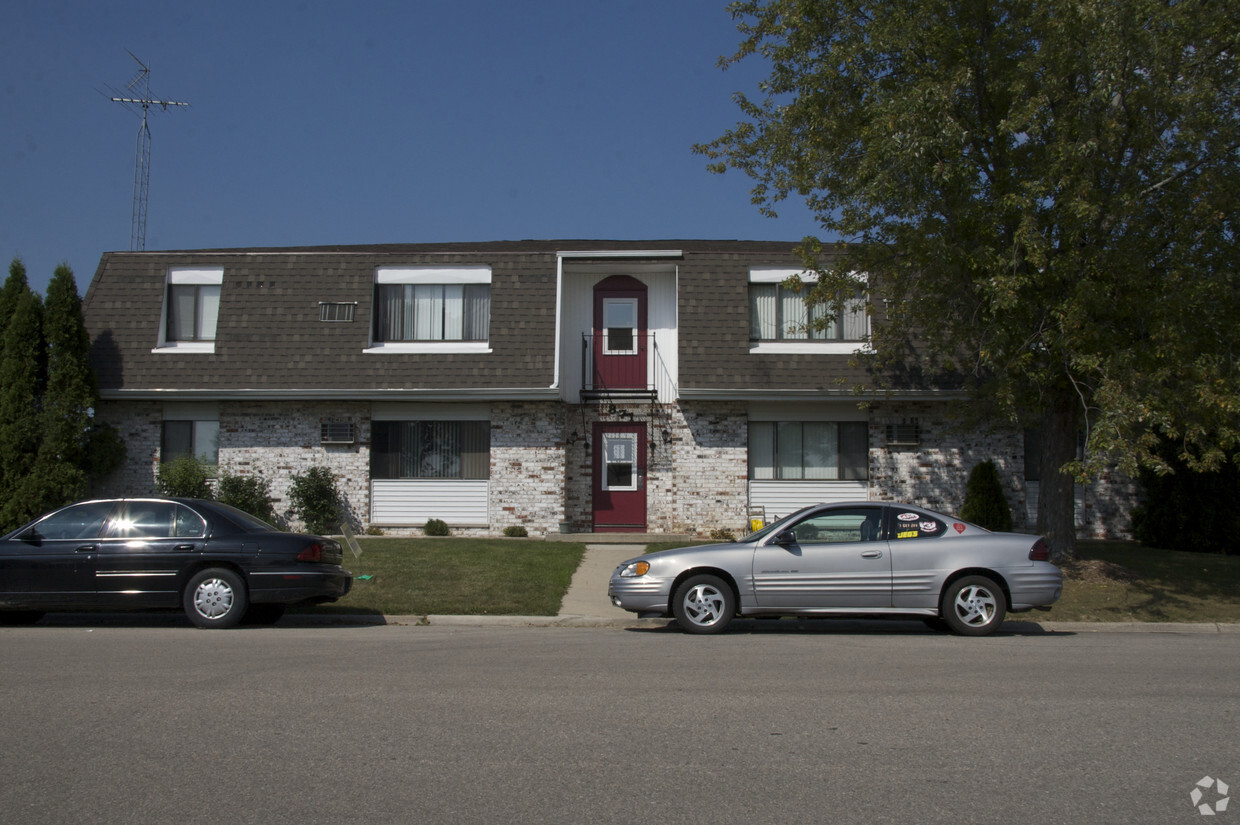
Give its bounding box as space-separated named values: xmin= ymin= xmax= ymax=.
xmin=608 ymin=501 xmax=1062 ymax=635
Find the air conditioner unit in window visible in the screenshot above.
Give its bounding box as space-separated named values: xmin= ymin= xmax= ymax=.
xmin=321 ymin=421 xmax=356 ymax=444
xmin=885 ymin=423 xmax=921 ymax=446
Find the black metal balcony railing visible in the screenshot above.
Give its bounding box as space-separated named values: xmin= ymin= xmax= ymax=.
xmin=581 ymin=332 xmax=674 ymax=401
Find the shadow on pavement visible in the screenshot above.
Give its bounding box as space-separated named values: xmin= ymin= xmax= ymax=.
xmin=26 ymin=610 xmax=390 ymax=629
xmin=625 ymin=618 xmax=1074 ymax=636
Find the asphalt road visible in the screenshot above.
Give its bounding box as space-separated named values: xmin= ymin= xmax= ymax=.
xmin=1 ymin=620 xmax=1236 ymax=825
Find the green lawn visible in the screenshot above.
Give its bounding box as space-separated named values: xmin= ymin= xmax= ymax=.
xmin=300 ymin=538 xmax=585 ymax=617
xmin=300 ymin=536 xmax=1239 ymax=623
xmin=1031 ymin=541 xmax=1240 ymax=623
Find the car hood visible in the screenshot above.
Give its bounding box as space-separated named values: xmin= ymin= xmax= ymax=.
xmin=623 ymin=541 xmax=752 ymax=566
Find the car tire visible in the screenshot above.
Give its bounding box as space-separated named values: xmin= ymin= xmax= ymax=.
xmin=241 ymin=603 xmax=286 ymax=626
xmin=0 ymin=610 xmax=46 ymax=626
xmin=941 ymin=575 xmax=1006 ymax=636
xmin=672 ymin=574 xmax=735 ymax=635
xmin=183 ymin=568 xmax=248 ymax=629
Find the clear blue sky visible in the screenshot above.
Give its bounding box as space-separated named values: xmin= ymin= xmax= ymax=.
xmin=2 ymin=0 xmax=825 ymax=297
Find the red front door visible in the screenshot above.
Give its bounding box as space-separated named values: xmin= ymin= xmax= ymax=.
xmin=592 ymin=276 xmax=648 ymax=391
xmin=592 ymin=422 xmax=647 ymax=532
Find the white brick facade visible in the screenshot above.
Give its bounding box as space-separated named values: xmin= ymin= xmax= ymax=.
xmin=94 ymin=398 xmax=1134 ymax=538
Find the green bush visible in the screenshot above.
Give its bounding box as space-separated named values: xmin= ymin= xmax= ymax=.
xmin=958 ymin=460 xmax=1013 ymax=531
xmin=503 ymin=525 xmax=528 ymax=538
xmin=156 ymin=455 xmax=213 ymax=499
xmin=216 ymin=472 xmax=276 ymax=523
xmin=424 ymin=518 xmax=450 ymax=536
xmin=709 ymin=528 xmax=736 ymax=542
xmin=288 ymin=465 xmax=342 ymax=535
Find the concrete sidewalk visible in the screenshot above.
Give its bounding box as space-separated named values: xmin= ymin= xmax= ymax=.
xmin=556 ymin=543 xmax=646 ymax=621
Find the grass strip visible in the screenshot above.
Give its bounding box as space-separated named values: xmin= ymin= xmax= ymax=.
xmin=302 ymin=538 xmax=585 ymax=617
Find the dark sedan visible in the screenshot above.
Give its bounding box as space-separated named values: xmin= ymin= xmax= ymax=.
xmin=0 ymin=497 xmax=352 ymax=628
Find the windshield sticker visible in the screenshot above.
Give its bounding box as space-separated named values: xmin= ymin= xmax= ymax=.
xmin=897 ymin=530 xmax=920 ymax=539
xmin=953 ymin=522 xmax=966 ymax=534
xmin=897 ymin=512 xmax=919 ymax=521
xmin=920 ymin=521 xmax=939 ymax=533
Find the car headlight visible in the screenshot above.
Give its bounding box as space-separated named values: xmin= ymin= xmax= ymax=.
xmin=618 ymin=560 xmax=650 ymax=577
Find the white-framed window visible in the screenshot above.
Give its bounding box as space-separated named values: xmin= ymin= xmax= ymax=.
xmin=748 ymin=421 xmax=868 ymax=480
xmin=748 ymin=267 xmax=868 ymax=353
xmin=370 ymin=420 xmax=490 ymax=480
xmin=602 ymin=298 xmax=638 ymax=355
xmin=161 ymin=403 xmax=219 ymax=465
xmin=156 ymin=268 xmax=223 ymax=353
xmin=601 ymin=432 xmax=639 ymax=491
xmin=368 ymin=267 xmax=491 ymax=353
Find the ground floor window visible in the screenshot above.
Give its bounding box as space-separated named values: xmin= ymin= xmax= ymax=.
xmin=370 ymin=420 xmax=490 ymax=479
xmin=161 ymin=420 xmax=219 ymax=465
xmin=748 ymin=421 xmax=868 ymax=480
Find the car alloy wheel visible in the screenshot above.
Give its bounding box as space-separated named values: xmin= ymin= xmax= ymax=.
xmin=941 ymin=575 xmax=1006 ymax=636
xmin=672 ymin=574 xmax=735 ymax=635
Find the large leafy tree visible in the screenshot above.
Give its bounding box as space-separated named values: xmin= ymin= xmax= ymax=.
xmin=697 ymin=0 xmax=1240 ymax=557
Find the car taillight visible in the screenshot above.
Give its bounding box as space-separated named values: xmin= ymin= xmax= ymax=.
xmin=296 ymin=543 xmax=323 ymax=562
xmin=1029 ymin=538 xmax=1051 ymax=561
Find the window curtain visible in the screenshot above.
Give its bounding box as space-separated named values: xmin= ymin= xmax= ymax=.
xmin=776 ymin=421 xmax=803 ymax=479
xmin=413 ymin=285 xmax=443 ymax=340
xmin=748 ymin=422 xmax=775 ymax=479
xmin=376 ymin=285 xmax=409 ymax=341
xmin=803 ymin=422 xmax=839 ymax=479
xmin=371 ymin=420 xmax=490 ymax=479
xmin=750 ymin=285 xmax=777 ymax=340
xmin=464 ymin=285 xmax=490 ymax=341
xmin=780 ymin=288 xmax=808 ymax=339
xmin=842 ymin=296 xmax=868 ymax=340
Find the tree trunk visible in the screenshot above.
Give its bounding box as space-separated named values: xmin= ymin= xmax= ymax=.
xmin=1036 ymin=384 xmax=1079 ymax=561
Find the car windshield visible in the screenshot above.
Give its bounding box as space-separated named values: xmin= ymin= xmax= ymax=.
xmin=739 ymin=506 xmax=817 ymax=543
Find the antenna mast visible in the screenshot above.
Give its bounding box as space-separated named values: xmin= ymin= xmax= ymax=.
xmin=107 ymin=52 xmax=189 ymax=251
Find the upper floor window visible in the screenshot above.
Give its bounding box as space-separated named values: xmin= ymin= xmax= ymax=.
xmin=157 ymin=268 xmax=223 ymax=353
xmin=748 ymin=267 xmax=868 ymax=351
xmin=371 ymin=267 xmax=491 ymax=350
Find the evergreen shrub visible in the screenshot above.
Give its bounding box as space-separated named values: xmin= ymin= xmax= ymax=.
xmin=958 ymin=460 xmax=1013 ymax=531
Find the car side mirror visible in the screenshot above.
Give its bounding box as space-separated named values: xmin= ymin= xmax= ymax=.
xmin=774 ymin=530 xmax=797 ymax=546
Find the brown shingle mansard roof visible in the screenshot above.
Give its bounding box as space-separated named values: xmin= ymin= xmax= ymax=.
xmin=81 ymin=240 xmax=899 ymax=400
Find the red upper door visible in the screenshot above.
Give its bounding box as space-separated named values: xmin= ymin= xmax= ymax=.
xmin=592 ymin=275 xmax=648 ymax=391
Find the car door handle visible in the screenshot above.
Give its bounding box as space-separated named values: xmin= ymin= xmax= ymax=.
xmin=174 ymin=544 xmax=196 ymax=551
xmin=75 ymin=544 xmax=97 ymax=553
xmin=861 ymin=550 xmax=883 ymax=559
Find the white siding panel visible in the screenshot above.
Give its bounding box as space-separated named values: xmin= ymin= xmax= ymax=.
xmin=749 ymin=480 xmax=868 ymax=521
xmin=371 ymin=480 xmax=489 ymax=525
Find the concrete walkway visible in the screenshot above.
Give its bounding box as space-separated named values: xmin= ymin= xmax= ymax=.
xmin=556 ymin=544 xmax=647 ymax=620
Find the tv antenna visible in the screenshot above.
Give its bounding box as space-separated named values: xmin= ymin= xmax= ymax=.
xmin=106 ymin=52 xmax=189 ymax=251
